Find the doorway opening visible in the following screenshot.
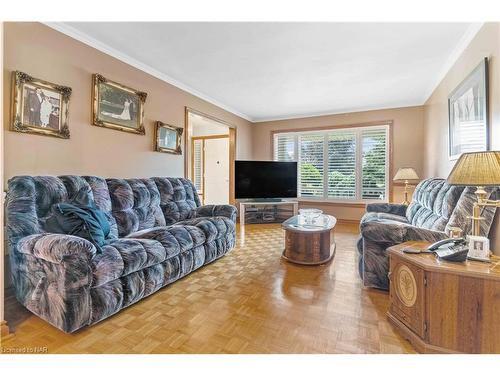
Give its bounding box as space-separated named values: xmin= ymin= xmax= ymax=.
xmin=184 ymin=107 xmax=236 ymax=205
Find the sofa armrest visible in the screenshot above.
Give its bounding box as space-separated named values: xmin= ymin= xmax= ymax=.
xmin=17 ymin=233 xmax=97 ymax=264
xmin=195 ymin=204 xmax=237 ymax=223
xmin=361 ymin=220 xmax=448 ymax=245
xmin=366 ymin=203 xmax=408 ymax=216
xmin=404 ymin=225 xmax=449 ymax=243
xmin=12 ymin=233 xmax=95 ymax=332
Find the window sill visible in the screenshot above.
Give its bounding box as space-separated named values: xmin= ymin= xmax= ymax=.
xmin=298 ymin=198 xmax=387 ymax=208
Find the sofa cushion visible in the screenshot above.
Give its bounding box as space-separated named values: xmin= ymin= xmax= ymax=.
xmin=175 ymin=216 xmax=235 ymax=242
xmin=107 ymin=178 xmax=166 ymax=237
xmin=126 ymin=225 xmax=205 ymax=253
xmin=405 ymin=179 xmax=465 ymax=231
xmin=152 ymin=177 xmax=200 ymax=225
xmin=60 ymin=176 xmax=119 ymax=239
xmin=91 ymin=238 xmax=166 ymax=287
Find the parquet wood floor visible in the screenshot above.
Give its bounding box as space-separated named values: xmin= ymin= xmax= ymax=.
xmin=1 ymin=223 xmax=416 ymax=354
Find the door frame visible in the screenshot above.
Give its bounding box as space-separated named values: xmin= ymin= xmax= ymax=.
xmin=184 ymin=107 xmax=237 ymax=205
xmin=191 ymin=134 xmax=230 ymax=205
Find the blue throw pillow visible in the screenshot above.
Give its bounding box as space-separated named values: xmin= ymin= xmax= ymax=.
xmin=44 ymin=187 xmax=111 ymax=251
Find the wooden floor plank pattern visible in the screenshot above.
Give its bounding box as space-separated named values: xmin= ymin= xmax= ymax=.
xmin=1 ymin=223 xmax=416 ymax=353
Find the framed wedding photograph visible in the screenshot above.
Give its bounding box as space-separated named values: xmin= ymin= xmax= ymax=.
xmin=155 ymin=121 xmax=183 ymax=154
xmin=448 ymin=58 xmax=489 ymax=160
xmin=11 ymin=71 xmax=71 ymax=139
xmin=92 ymin=74 xmax=147 ymax=135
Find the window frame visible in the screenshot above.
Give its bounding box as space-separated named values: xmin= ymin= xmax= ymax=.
xmin=271 ymin=121 xmax=393 ymax=205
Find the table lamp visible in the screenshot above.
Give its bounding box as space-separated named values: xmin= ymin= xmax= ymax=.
xmin=393 ymin=167 xmax=419 ymax=205
xmin=447 ymin=151 xmax=500 ymax=237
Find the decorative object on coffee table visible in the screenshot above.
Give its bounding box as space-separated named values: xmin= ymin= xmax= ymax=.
xmin=387 ymin=241 xmax=500 ymax=353
xmin=393 ymin=167 xmax=419 ymax=205
xmin=281 ymin=214 xmax=336 ymax=265
xmin=298 ymin=208 xmax=323 ymax=224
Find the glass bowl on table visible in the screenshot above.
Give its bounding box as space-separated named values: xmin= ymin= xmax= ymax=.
xmin=298 ymin=208 xmax=323 ymax=225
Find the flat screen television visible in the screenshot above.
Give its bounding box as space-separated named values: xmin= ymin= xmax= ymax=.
xmin=235 ymin=160 xmax=297 ymax=200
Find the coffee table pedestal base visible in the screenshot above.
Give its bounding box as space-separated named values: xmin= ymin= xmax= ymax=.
xmin=282 ymin=229 xmax=336 ymax=265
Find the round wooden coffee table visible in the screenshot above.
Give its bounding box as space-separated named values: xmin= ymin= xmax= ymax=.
xmin=281 ymin=214 xmax=337 ymax=265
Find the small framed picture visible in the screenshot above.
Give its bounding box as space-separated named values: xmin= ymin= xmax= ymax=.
xmin=155 ymin=121 xmax=183 ymax=154
xmin=11 ymin=71 xmax=71 ymax=139
xmin=92 ymin=74 xmax=147 ymax=135
xmin=467 ymin=235 xmax=490 ymax=262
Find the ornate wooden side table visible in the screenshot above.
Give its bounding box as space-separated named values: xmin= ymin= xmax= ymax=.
xmin=387 ymin=241 xmax=500 ymax=353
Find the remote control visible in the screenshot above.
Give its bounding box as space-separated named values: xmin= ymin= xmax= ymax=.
xmin=403 ymin=248 xmax=422 ymax=254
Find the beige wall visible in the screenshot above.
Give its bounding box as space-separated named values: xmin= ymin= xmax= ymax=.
xmin=2 ymin=22 xmax=252 ymax=187
xmin=423 ymin=22 xmax=500 ymax=253
xmin=252 ymin=106 xmax=425 ymax=221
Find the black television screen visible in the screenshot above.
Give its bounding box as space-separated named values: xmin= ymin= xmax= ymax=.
xmin=235 ymin=161 xmax=297 ymax=199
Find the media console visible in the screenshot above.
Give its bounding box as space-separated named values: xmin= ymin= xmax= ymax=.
xmin=239 ymin=201 xmax=298 ymax=226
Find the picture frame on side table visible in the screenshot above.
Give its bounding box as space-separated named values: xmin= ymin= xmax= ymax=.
xmin=467 ymin=235 xmax=491 ymax=262
xmin=155 ymin=121 xmax=183 ymax=154
xmin=92 ymin=74 xmax=147 ymax=135
xmin=11 ymin=71 xmax=71 ymax=139
xmin=448 ymin=58 xmax=489 ymax=160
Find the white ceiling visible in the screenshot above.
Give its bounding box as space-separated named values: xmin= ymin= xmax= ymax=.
xmin=50 ymin=22 xmax=480 ymax=122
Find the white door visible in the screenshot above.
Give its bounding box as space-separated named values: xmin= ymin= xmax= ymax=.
xmin=204 ymin=137 xmax=229 ymax=205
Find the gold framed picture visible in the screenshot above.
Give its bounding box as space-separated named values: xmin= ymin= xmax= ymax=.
xmin=155 ymin=121 xmax=183 ymax=154
xmin=11 ymin=71 xmax=71 ymax=139
xmin=92 ymin=74 xmax=147 ymax=135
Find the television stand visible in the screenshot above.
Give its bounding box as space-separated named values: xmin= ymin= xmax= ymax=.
xmin=251 ymin=198 xmax=284 ymax=203
xmin=239 ymin=200 xmax=298 ymax=226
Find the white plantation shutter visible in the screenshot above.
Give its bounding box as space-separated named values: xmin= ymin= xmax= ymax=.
xmin=361 ymin=128 xmax=388 ymax=200
xmin=327 ymin=131 xmax=356 ymax=199
xmin=274 ymin=133 xmax=296 ymax=161
xmin=299 ymin=133 xmax=324 ymax=197
xmin=193 ymin=139 xmax=204 ymax=194
xmin=273 ymin=124 xmax=389 ymax=202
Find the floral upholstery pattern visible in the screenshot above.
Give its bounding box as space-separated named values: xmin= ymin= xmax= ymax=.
xmin=357 ymin=178 xmax=498 ymax=290
xmin=7 ymin=175 xmax=236 ymax=333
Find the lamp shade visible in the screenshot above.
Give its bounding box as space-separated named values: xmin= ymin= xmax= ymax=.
xmin=393 ymin=167 xmax=419 ymax=181
xmin=447 ymin=151 xmax=500 ymax=186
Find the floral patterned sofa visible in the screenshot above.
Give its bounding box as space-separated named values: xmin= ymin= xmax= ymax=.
xmin=357 ymin=178 xmax=498 ymax=290
xmin=6 ymin=176 xmax=237 ymax=333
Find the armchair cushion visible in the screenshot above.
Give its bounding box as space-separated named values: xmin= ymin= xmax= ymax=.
xmin=360 ymin=212 xmax=409 ymax=225
xmin=366 ymin=202 xmax=407 ymax=217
